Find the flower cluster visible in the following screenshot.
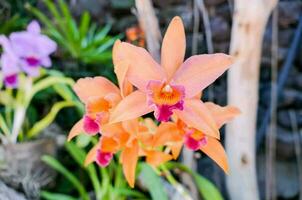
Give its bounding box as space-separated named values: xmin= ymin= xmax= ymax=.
xmin=0 ymin=21 xmax=57 ymax=88
xmin=68 ymin=16 xmax=240 ymax=188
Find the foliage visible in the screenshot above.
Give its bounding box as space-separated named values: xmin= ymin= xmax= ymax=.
xmin=27 ymin=0 xmax=121 ymax=65
xmin=0 ymin=69 xmax=78 ymax=143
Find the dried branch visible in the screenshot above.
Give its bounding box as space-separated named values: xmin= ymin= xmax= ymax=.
xmin=135 ymin=0 xmax=161 ymax=62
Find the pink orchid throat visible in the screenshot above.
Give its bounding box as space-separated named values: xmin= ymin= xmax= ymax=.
xmin=25 ymin=56 xmax=40 ymax=67
xmin=146 ymin=80 xmax=185 ymax=122
xmin=4 ymin=74 xmax=18 ymax=87
xmin=184 ymin=134 xmax=208 ymax=151
xmin=83 ymin=115 xmax=100 ymax=135
xmin=96 ymin=150 xmax=113 ymax=167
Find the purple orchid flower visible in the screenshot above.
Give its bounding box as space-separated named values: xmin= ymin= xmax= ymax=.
xmin=0 ymin=20 xmax=57 ymax=88
xmin=0 ymin=36 xmax=20 ymax=88
xmin=9 ymin=20 xmax=57 ymax=76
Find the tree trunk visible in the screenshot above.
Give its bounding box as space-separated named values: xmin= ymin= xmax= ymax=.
xmin=135 ymin=0 xmax=161 ymax=62
xmin=226 ymin=1 xmax=277 ymax=200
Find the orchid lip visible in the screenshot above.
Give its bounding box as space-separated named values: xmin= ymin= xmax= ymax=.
xmin=83 ymin=115 xmax=100 ymax=135
xmin=96 ymin=150 xmax=113 ymax=167
xmin=146 ymin=80 xmax=185 ymax=122
xmin=184 ymin=130 xmax=208 ymax=151
xmin=25 ymin=56 xmax=40 ymax=67
xmin=4 ymin=74 xmax=18 ymax=88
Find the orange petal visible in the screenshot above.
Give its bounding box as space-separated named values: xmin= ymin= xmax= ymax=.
xmin=161 ymin=16 xmax=186 ymax=80
xmin=170 ymin=142 xmax=183 ymax=159
xmin=100 ymin=136 xmax=119 ymax=153
xmin=173 ymin=54 xmax=233 ymax=98
xmin=73 ymin=77 xmax=120 ymax=103
xmin=152 ymin=122 xmax=182 ymax=147
xmin=122 ymin=119 xmax=139 ymax=135
xmin=121 ymin=140 xmax=139 ymax=188
xmin=114 ymin=59 xmax=133 ymax=97
xmin=101 ymin=123 xmax=124 ymax=137
xmin=112 ymin=40 xmax=123 ymax=65
xmin=119 ymin=42 xmax=166 ymax=92
xmin=113 ymin=40 xmax=133 ymax=97
xmin=200 ymin=137 xmax=229 ymax=173
xmin=174 ymin=99 xmax=220 ymax=139
xmin=205 ymin=102 xmax=241 ymax=128
xmin=110 ymin=90 xmax=152 ymax=123
xmin=84 ymin=143 xmax=99 ymax=166
xmin=146 ymin=151 xmax=172 ymax=168
xmin=67 ymin=119 xmax=83 ymax=141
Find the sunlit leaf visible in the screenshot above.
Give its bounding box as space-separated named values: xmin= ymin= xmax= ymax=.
xmin=140 ymin=163 xmax=168 ymax=200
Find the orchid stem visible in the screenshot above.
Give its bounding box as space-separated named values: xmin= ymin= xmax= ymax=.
xmin=160 ymin=164 xmax=193 ymax=200
xmin=11 ymin=77 xmax=32 ymax=143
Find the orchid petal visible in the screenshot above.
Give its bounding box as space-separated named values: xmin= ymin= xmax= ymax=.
xmin=119 ymin=42 xmax=166 ymax=92
xmin=113 ymin=40 xmax=133 ymax=97
xmin=100 ymin=136 xmax=119 ymax=153
xmin=84 ymin=143 xmax=99 ymax=166
xmin=173 ymin=54 xmax=233 ymax=98
xmin=67 ymin=119 xmax=84 ymax=141
xmin=27 ymin=20 xmax=41 ymax=34
xmin=146 ymin=151 xmax=172 ymax=168
xmin=152 ymin=122 xmax=181 ymax=147
xmin=200 ymin=137 xmax=229 ymax=173
xmin=170 ymin=142 xmax=183 ymax=159
xmin=121 ymin=140 xmax=139 ymax=188
xmin=110 ymin=90 xmax=152 ymax=123
xmin=161 ymin=16 xmax=186 ymax=80
xmin=175 ymin=99 xmax=220 ymax=139
xmin=73 ymin=77 xmax=120 ymax=103
xmin=205 ymin=102 xmax=241 ymax=128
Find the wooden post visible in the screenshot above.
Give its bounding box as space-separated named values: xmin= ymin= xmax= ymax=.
xmin=226 ymin=1 xmax=277 ymax=200
xmin=135 ymin=0 xmax=161 ymax=62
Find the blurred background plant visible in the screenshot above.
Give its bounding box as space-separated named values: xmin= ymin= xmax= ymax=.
xmin=0 ymin=69 xmax=77 ymax=143
xmin=26 ymin=0 xmax=122 ymax=81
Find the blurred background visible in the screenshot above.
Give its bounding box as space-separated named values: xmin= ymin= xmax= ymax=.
xmin=0 ymin=0 xmax=301 ymax=199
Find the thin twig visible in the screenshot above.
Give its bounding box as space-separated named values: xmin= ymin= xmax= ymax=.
xmin=257 ymin=15 xmax=302 ymax=149
xmin=265 ymin=7 xmax=278 ymax=200
xmin=289 ymin=110 xmax=302 ymax=200
xmin=192 ymin=0 xmax=200 ymax=55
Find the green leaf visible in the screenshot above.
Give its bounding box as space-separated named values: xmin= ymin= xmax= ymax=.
xmin=64 ymin=142 xmax=102 ymax=199
xmin=0 ymin=114 xmax=10 ymax=136
xmin=42 ymin=155 xmax=90 ymax=200
xmin=40 ymin=191 xmax=77 ymax=200
xmin=79 ymin=12 xmax=91 ymax=40
xmin=113 ymin=188 xmax=147 ymax=199
xmin=29 ymin=76 xmax=74 ymax=101
xmin=26 ymin=4 xmax=57 ymax=31
xmin=140 ymin=163 xmax=168 ymax=200
xmin=27 ymin=101 xmax=76 ymax=138
xmin=165 ymin=162 xmax=224 ymax=200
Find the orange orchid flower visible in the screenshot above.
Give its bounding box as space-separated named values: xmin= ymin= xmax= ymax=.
xmin=67 ymin=15 xmax=240 ymax=189
xmin=155 ymin=102 xmax=240 ymax=173
xmin=110 ymin=16 xmax=234 ymax=139
xmin=84 ymin=119 xmax=172 ymax=187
